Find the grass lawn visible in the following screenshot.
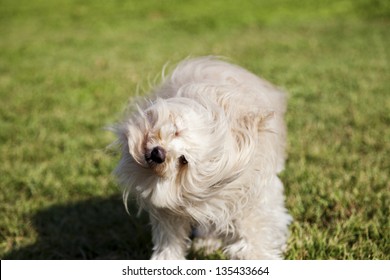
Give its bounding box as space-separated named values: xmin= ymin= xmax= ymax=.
xmin=0 ymin=0 xmax=389 ymax=259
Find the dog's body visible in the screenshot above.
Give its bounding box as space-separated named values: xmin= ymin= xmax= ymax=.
xmin=114 ymin=57 xmax=291 ymax=259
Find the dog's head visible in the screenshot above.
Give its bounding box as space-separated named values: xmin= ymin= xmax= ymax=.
xmin=114 ymin=89 xmax=256 ymax=212
xmin=132 ymin=97 xmax=214 ymax=178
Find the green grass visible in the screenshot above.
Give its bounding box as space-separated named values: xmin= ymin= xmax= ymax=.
xmin=1 ymin=0 xmax=389 ymax=259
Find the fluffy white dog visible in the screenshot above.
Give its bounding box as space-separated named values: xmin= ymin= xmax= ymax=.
xmin=114 ymin=57 xmax=291 ymax=259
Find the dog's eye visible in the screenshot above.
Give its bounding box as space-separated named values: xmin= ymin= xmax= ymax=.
xmin=178 ymin=155 xmax=188 ymax=165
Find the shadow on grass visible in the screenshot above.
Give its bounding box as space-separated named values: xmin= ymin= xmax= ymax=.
xmin=4 ymin=194 xmax=152 ymax=259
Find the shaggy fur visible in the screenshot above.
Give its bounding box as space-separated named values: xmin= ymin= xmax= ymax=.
xmin=113 ymin=57 xmax=292 ymax=259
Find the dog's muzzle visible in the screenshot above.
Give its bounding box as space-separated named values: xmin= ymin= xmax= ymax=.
xmin=147 ymin=146 xmax=166 ymax=164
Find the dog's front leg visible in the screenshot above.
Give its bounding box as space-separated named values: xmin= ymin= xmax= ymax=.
xmin=149 ymin=212 xmax=191 ymax=260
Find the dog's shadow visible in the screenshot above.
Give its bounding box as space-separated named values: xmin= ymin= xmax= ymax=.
xmin=4 ymin=194 xmax=153 ymax=259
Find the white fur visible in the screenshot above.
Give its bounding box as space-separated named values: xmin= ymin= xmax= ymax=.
xmin=113 ymin=57 xmax=292 ymax=259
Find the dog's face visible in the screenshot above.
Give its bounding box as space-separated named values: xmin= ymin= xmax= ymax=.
xmin=117 ymin=97 xmax=232 ymax=210
xmin=141 ymin=98 xmax=202 ymax=179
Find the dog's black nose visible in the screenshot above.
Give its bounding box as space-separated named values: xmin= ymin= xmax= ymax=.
xmin=150 ymin=146 xmax=166 ymax=164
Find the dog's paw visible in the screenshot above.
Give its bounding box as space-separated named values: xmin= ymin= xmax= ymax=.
xmin=192 ymin=237 xmax=222 ymax=255
xmin=151 ymin=249 xmax=186 ymax=260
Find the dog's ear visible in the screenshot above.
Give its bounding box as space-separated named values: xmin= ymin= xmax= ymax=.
xmin=236 ymin=110 xmax=275 ymax=135
xmin=226 ymin=110 xmax=276 ymax=176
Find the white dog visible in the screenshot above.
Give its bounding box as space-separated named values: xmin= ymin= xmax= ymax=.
xmin=113 ymin=57 xmax=292 ymax=259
